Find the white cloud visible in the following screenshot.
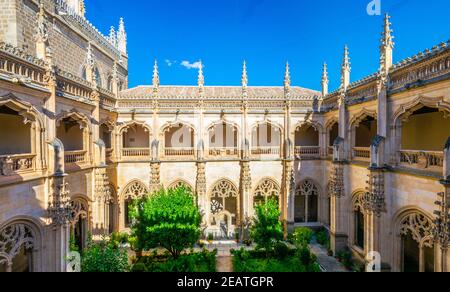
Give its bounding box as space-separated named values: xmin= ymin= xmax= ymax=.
xmin=181 ymin=60 xmax=202 ymax=70
xmin=165 ymin=59 xmax=177 ymax=67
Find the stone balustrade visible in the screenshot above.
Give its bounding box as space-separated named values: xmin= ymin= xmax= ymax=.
xmin=64 ymin=150 xmax=87 ymax=164
xmin=122 ymin=148 xmax=150 ymax=158
xmin=352 ymin=147 xmax=371 ymax=162
xmin=164 ymin=147 xmax=195 ymax=158
xmin=0 ymin=154 xmax=36 ymax=176
xmin=399 ymin=150 xmax=444 ymax=172
xmin=208 ymin=147 xmax=239 ymax=158
xmin=294 ymin=146 xmax=321 ymax=159
xmin=251 ymin=146 xmax=281 ymax=156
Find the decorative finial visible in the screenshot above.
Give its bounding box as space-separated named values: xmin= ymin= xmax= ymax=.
xmin=322 ymin=62 xmax=329 ymax=97
xmin=380 ymin=13 xmax=394 ymax=75
xmin=153 ymin=60 xmax=160 ymax=90
xmin=117 ymin=18 xmax=127 ymax=54
xmin=109 ymin=26 xmax=117 ymax=47
xmin=284 ymin=62 xmax=291 ymax=88
xmin=341 ymin=46 xmax=351 ymax=91
xmin=242 ymin=61 xmax=248 ymax=88
xmin=198 ymin=61 xmax=204 ymax=88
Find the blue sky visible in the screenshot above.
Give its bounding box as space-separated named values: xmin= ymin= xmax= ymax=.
xmin=86 ymin=0 xmax=450 ymax=91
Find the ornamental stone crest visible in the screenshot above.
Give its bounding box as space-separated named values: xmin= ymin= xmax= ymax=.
xmin=122 ymin=180 xmax=148 ymax=201
xmin=364 ymin=170 xmax=386 ymax=217
xmin=400 ymin=213 xmax=435 ymax=248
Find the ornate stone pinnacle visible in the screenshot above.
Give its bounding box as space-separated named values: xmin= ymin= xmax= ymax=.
xmin=242 ymin=61 xmax=248 ymax=88
xmin=381 ymin=13 xmax=395 ymax=49
xmin=284 ymin=62 xmax=291 ymax=88
xmin=198 ymin=61 xmax=204 ymax=88
xmin=152 ymin=59 xmax=159 ymax=89
xmin=342 ymin=45 xmax=350 ymax=71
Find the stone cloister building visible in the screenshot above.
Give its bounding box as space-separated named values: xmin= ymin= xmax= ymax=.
xmin=0 ymin=0 xmax=449 ymax=272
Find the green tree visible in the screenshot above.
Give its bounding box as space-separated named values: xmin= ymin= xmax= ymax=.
xmin=81 ymin=238 xmax=130 ymax=272
xmin=131 ymin=186 xmax=202 ymax=258
xmin=250 ymin=198 xmax=283 ymax=254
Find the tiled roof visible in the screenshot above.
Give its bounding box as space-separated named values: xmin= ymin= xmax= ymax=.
xmin=119 ymin=86 xmax=321 ymax=100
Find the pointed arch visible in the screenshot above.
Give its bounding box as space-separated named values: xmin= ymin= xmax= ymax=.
xmin=118 ymin=120 xmax=151 ymax=135
xmin=167 ymin=179 xmax=193 ymax=192
xmin=292 ymin=120 xmax=323 ymax=136
xmin=294 ymin=179 xmax=321 ymax=223
xmin=120 ymin=179 xmax=149 ymax=201
xmin=0 ymin=217 xmax=43 ymax=272
xmin=56 ymin=109 xmax=91 ymax=130
xmin=0 ymin=93 xmax=45 ymax=130
xmin=393 ymin=95 xmax=450 ymax=125
xmin=349 ymin=108 xmax=377 ymax=129
xmin=253 ymin=178 xmax=281 ymax=205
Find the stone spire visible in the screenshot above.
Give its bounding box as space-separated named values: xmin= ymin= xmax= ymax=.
xmin=35 ymin=0 xmax=49 ymax=60
xmin=341 ymin=45 xmax=351 ymax=91
xmin=242 ymin=61 xmax=248 ymax=98
xmin=152 ymin=60 xmax=159 ymax=94
xmin=242 ymin=61 xmax=248 ymax=88
xmin=117 ymin=18 xmax=127 ymax=55
xmin=284 ymin=62 xmax=291 ymax=89
xmin=321 ymin=62 xmax=329 ymax=97
xmin=380 ymin=13 xmax=394 ymax=76
xmin=109 ymin=26 xmax=117 ymax=48
xmin=198 ymin=61 xmax=204 ymax=89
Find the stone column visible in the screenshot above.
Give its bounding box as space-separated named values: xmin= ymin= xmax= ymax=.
xmin=92 ymin=166 xmax=111 ymax=237
xmin=240 ymin=160 xmax=252 ymax=236
xmin=196 ymin=161 xmax=207 ymax=231
xmin=329 ymin=161 xmax=348 ymax=253
xmin=282 ymin=159 xmax=295 ymax=235
xmin=363 ymin=167 xmax=386 ymax=270
xmin=47 ymin=139 xmax=71 ymax=272
xmin=150 ymin=161 xmax=161 ymax=193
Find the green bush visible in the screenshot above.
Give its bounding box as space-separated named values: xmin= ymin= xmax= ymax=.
xmin=336 ymin=250 xmax=353 ymax=269
xmin=273 ymin=242 xmax=290 ymax=259
xmin=251 ymin=198 xmax=283 ymax=254
xmin=316 ymin=229 xmax=329 ymax=246
xmin=133 ymin=249 xmax=217 ymax=272
xmin=81 ymin=238 xmax=130 ymax=272
xmin=131 ymin=186 xmax=202 ymax=258
xmin=293 ymin=227 xmax=313 ymax=247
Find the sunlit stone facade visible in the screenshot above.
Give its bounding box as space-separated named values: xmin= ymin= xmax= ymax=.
xmin=0 ymin=0 xmax=449 ymax=272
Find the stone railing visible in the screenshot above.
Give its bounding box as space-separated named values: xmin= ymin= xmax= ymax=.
xmin=399 ymin=150 xmax=444 ymax=172
xmin=65 ymin=150 xmax=87 ymax=164
xmin=56 ymin=69 xmax=93 ymax=102
xmin=294 ymin=146 xmax=320 ymax=159
xmin=0 ymin=154 xmax=36 ymax=176
xmin=99 ymin=89 xmax=117 ymax=109
xmin=352 ymin=147 xmax=371 ymax=162
xmin=122 ymin=148 xmax=150 ymax=158
xmin=0 ymin=43 xmax=46 ymax=86
xmin=390 ymin=44 xmax=450 ymax=92
xmin=208 ymin=147 xmax=239 ymax=158
xmin=251 ymin=146 xmax=281 ymax=156
xmin=164 ymin=147 xmax=195 ymax=158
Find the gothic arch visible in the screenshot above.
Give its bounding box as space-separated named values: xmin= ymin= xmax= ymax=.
xmin=120 ymin=179 xmax=149 ymax=201
xmin=292 ymin=120 xmax=323 ymax=136
xmin=349 ymin=108 xmax=377 ymax=129
xmin=167 ymin=179 xmax=194 ymax=192
xmin=56 ymin=110 xmax=91 ymax=130
xmin=70 ymin=195 xmax=90 ymax=226
xmin=351 ymin=189 xmax=366 ymax=212
xmin=209 ymin=179 xmax=239 ymax=199
xmin=393 ymin=207 xmax=436 ymax=272
xmin=252 ymin=178 xmax=281 ymax=204
xmin=0 ymin=217 xmax=43 ymax=272
xmin=208 ymin=179 xmax=240 ymax=235
xmin=294 ymin=179 xmax=321 ymax=223
xmin=392 ymin=95 xmax=450 ymax=126
xmin=160 ymin=120 xmax=196 ymax=136
xmin=325 ymin=116 xmax=339 ymax=131
xmin=251 ymin=119 xmax=284 ymax=134
xmin=0 ymin=93 xmax=45 ymax=130
xmin=207 ymin=119 xmax=241 ymax=134
xmin=118 ymin=120 xmax=151 ymax=135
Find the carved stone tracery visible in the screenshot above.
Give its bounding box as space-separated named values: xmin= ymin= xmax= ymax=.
xmin=122 ymin=180 xmax=148 ymax=201
xmin=400 ymin=213 xmax=435 ymax=248
xmin=0 ymin=224 xmax=35 ymax=272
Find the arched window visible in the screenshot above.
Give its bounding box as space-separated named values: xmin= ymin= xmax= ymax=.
xmin=168 ymin=180 xmax=193 ymax=192
xmin=0 ymin=223 xmax=36 ymax=272
xmin=210 ymin=180 xmax=239 ymax=227
xmin=251 ymin=122 xmax=282 ymax=156
xmin=294 ymin=123 xmax=320 ymax=158
xmin=121 ymin=180 xmax=148 ymax=228
xmin=253 ymin=179 xmax=280 ymax=206
xmin=295 ymin=180 xmax=319 ymax=223
xmin=208 ymin=122 xmax=239 ymax=157
xmin=108 ymin=184 xmax=118 ymax=234
xmin=70 ymin=198 xmax=89 ymax=251
xmin=94 ymin=67 xmax=102 ymax=88
xmin=163 ymin=123 xmax=195 ymax=158
xmin=353 ymin=192 xmax=365 ymax=250
xmin=399 ymin=212 xmax=435 ymax=272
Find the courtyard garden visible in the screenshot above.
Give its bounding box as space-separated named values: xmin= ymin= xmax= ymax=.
xmin=75 ymin=186 xmax=343 ymax=273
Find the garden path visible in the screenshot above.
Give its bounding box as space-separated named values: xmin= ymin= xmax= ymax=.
xmin=309 ymin=243 xmax=348 ymax=272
